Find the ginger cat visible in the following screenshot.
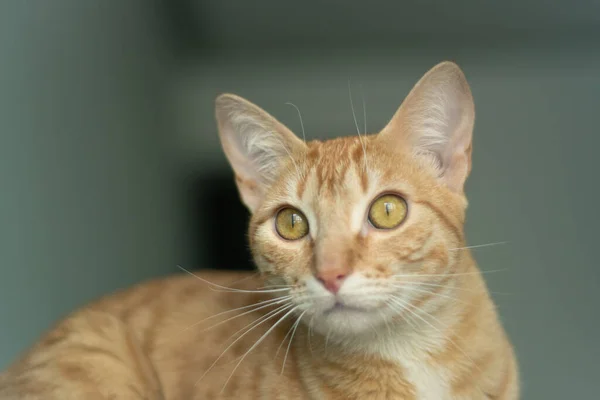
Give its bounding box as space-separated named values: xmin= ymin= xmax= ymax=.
xmin=0 ymin=62 xmax=518 ymax=399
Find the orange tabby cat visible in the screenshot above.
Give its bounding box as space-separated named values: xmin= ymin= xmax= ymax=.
xmin=0 ymin=62 xmax=518 ymax=399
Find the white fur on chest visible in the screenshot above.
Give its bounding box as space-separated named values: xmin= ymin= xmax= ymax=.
xmin=363 ymin=330 xmax=452 ymax=400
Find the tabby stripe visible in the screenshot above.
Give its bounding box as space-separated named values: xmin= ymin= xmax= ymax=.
xmin=414 ymin=200 xmax=463 ymax=241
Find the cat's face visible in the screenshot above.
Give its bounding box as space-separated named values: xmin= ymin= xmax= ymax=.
xmin=216 ymin=62 xmax=475 ymax=338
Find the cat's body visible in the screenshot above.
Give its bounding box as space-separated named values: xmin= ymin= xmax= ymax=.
xmin=0 ymin=62 xmax=518 ymax=399
xmin=0 ymin=269 xmax=515 ymax=400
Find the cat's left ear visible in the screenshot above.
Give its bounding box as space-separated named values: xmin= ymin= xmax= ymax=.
xmin=215 ymin=94 xmax=306 ymax=212
xmin=378 ymin=61 xmax=475 ymax=194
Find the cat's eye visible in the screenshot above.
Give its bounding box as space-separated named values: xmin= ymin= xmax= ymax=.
xmin=368 ymin=194 xmax=408 ymax=230
xmin=275 ymin=207 xmax=309 ymax=240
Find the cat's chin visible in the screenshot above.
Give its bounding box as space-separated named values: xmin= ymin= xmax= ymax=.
xmin=311 ymin=304 xmax=385 ymax=336
xmin=323 ymin=302 xmax=368 ymax=315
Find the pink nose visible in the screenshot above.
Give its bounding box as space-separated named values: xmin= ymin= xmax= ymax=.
xmin=316 ymin=269 xmax=348 ymax=294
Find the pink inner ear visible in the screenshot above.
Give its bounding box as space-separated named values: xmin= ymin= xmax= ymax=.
xmin=378 ymin=62 xmax=475 ymax=193
xmin=216 ymin=94 xmax=307 ymax=212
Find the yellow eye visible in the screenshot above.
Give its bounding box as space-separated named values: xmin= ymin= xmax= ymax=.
xmin=368 ymin=194 xmax=407 ymax=229
xmin=275 ymin=207 xmax=309 ymax=240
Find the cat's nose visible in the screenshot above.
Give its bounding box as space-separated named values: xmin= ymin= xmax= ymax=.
xmin=316 ymin=268 xmax=348 ymax=294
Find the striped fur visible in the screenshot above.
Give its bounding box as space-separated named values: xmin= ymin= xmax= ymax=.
xmin=0 ymin=62 xmax=518 ymax=399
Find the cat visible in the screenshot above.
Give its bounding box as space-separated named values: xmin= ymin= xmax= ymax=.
xmin=0 ymin=61 xmax=518 ymax=399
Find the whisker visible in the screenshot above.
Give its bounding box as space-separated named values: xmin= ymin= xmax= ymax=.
xmin=368 ymin=320 xmax=380 ymax=338
xmin=324 ymin=325 xmax=333 ymax=350
xmin=448 ymin=241 xmax=509 ymax=251
xmin=391 ymin=284 xmax=469 ymax=306
xmin=385 ymin=300 xmax=419 ymax=331
xmin=266 ymin=135 xmax=303 ymax=181
xmin=208 ymin=287 xmax=291 ymax=294
xmin=389 ymin=296 xmax=485 ymax=387
xmin=215 ymin=305 xmax=294 ymax=368
xmin=360 ymin=84 xmax=367 ymax=135
xmin=281 ymin=310 xmax=306 ymax=375
xmin=177 ymin=265 xmax=290 ymax=294
xmin=178 ymin=295 xmax=291 ymax=335
xmin=348 ymin=78 xmax=368 ymax=173
xmin=392 ymin=269 xmax=508 ymax=279
xmin=348 ymin=79 xmax=361 ymax=136
xmin=226 ymin=272 xmax=260 ymax=286
xmin=221 ymin=306 xmax=299 ymax=392
xmin=258 ymin=284 xmax=293 ymax=289
xmin=224 ymin=304 xmax=292 ymax=348
xmin=307 ymin=313 xmax=316 ymax=355
xmin=275 ymin=313 xmax=297 ymax=358
xmin=404 ymin=281 xmax=513 ymax=296
xmin=194 ymin=303 xmax=294 ymax=387
xmin=379 ymin=309 xmax=394 ymax=337
xmin=199 ymin=296 xmax=292 ymax=334
xmin=285 ymin=101 xmax=309 ymax=179
xmin=285 ymin=102 xmax=306 ymax=145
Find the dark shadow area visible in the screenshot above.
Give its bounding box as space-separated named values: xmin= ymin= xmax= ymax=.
xmin=187 ymin=172 xmax=255 ymax=272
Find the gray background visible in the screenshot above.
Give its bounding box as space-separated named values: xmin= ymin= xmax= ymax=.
xmin=1 ymin=1 xmax=598 ymax=398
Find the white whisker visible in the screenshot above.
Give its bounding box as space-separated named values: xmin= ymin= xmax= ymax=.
xmin=211 ymin=306 xmax=294 ymax=369
xmin=348 ymin=78 xmax=368 ymax=173
xmin=392 ymin=284 xmax=469 ymax=306
xmin=381 ymin=308 xmax=395 ymax=336
xmin=226 ymin=272 xmax=260 ymax=286
xmin=284 ymin=101 xmax=308 ymax=178
xmin=360 ymin=84 xmax=367 ymax=135
xmin=221 ymin=306 xmax=299 ymax=392
xmin=265 ymin=134 xmax=303 ymax=181
xmin=281 ymin=310 xmax=306 ymax=375
xmin=390 ymin=296 xmax=486 ymax=394
xmin=275 ymin=313 xmax=297 ymax=358
xmin=209 ymin=287 xmax=291 ymax=294
xmin=258 ymin=284 xmax=293 ymax=289
xmin=448 ymin=241 xmax=509 ymax=251
xmin=386 ymin=300 xmax=419 ymax=331
xmin=393 ymin=268 xmax=507 ymax=279
xmin=194 ymin=303 xmax=294 ymax=387
xmin=224 ymin=304 xmax=292 ymax=350
xmin=307 ymin=313 xmax=316 ymax=355
xmin=348 ymin=79 xmax=361 ymax=135
xmin=285 ymin=102 xmax=306 ymax=144
xmin=177 ymin=265 xmax=290 ymax=294
xmin=324 ymin=324 xmax=333 ymax=350
xmin=404 ymin=281 xmax=513 ymax=296
xmin=199 ymin=296 xmax=292 ymax=333
xmin=178 ymin=295 xmax=291 ymax=335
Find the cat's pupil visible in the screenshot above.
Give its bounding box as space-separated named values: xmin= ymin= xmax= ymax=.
xmin=385 ymin=202 xmax=392 ymax=216
xmin=291 ymin=214 xmax=296 ymax=228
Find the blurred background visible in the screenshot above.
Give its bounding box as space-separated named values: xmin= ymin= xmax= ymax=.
xmin=1 ymin=1 xmax=598 ymax=397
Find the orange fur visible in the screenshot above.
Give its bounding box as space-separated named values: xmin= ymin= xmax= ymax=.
xmin=0 ymin=62 xmax=518 ymax=399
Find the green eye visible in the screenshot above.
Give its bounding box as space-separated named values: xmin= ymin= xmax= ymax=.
xmin=368 ymin=194 xmax=407 ymax=229
xmin=275 ymin=208 xmax=309 ymax=240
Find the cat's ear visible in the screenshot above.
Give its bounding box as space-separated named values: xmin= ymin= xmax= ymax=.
xmin=378 ymin=62 xmax=475 ymax=194
xmin=216 ymin=94 xmax=306 ymax=212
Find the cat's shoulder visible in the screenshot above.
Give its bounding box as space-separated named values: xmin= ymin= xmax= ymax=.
xmin=90 ymin=269 xmax=264 ymax=312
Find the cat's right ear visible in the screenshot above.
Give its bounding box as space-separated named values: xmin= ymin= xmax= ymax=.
xmin=378 ymin=62 xmax=475 ymax=194
xmin=215 ymin=94 xmax=306 ymax=212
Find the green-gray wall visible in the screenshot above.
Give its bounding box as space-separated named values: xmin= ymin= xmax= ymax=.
xmin=1 ymin=2 xmax=598 ymax=399
xmin=0 ymin=1 xmax=179 ymax=368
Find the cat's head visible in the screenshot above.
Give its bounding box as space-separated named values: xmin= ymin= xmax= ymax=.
xmin=215 ymin=62 xmax=475 ymax=338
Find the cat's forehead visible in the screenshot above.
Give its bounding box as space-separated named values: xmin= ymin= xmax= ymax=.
xmin=268 ymin=134 xmax=421 ymax=210
xmin=302 ymin=136 xmax=373 ymax=194
xmin=306 ymin=136 xmax=367 ymax=164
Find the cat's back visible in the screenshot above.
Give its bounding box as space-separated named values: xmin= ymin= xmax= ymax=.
xmin=0 ymin=271 xmax=304 ymax=399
